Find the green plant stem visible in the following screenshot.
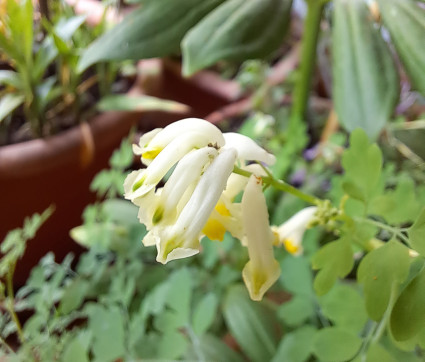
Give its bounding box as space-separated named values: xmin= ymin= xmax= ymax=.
xmin=355 ymin=217 xmax=411 ymax=246
xmin=6 ymin=263 xmax=24 ymax=344
xmin=186 ymin=325 xmax=205 ymax=362
xmin=289 ymin=0 xmax=327 ymax=125
xmin=0 ymin=335 xmax=15 ymax=355
xmin=233 ymin=166 xmax=321 ymax=205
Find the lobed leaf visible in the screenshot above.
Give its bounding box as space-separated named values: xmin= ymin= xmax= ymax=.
xmin=312 ymin=238 xmax=354 ymax=296
xmin=341 ymin=129 xmax=382 ymax=204
xmin=357 ymin=240 xmax=410 ymax=321
xmin=391 ymin=267 xmax=425 ymax=341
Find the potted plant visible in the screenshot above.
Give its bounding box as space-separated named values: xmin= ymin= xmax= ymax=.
xmin=0 ymin=0 xmax=189 ymax=284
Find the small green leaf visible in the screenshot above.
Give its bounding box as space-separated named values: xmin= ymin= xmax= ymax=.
xmin=280 ymin=255 xmax=314 ymax=297
xmin=365 ymin=343 xmax=398 ymax=362
xmin=59 ymin=279 xmax=89 ymax=314
xmin=0 ymin=94 xmax=25 ymax=123
xmin=192 ymin=293 xmax=218 ymax=336
xmin=78 ymin=0 xmax=225 ymax=71
xmin=0 ymin=70 xmax=23 ymax=89
xmin=378 ymin=0 xmax=425 ymax=96
xmin=312 ymin=327 xmax=362 ymax=362
xmin=342 ymin=129 xmax=382 ymax=204
xmin=182 ymin=0 xmax=292 ymax=76
xmin=332 ymin=0 xmax=399 ymax=139
xmin=357 ymin=240 xmax=410 ymax=321
xmin=370 ymin=175 xmax=420 ymax=224
xmin=409 ymin=208 xmax=425 ymax=257
xmin=188 ymin=334 xmax=245 ymax=362
xmin=391 ymin=267 xmax=425 ymax=341
xmin=223 ymin=285 xmax=277 ymax=362
xmin=319 ymin=283 xmax=368 ymax=332
xmin=86 ymin=304 xmax=126 ymax=362
xmin=272 ymin=325 xmax=317 ymax=362
xmin=62 ymin=335 xmax=90 ymax=362
xmin=312 ymin=238 xmax=354 ymax=295
xmin=97 ymin=95 xmax=190 ymax=113
xmin=278 ymin=295 xmax=315 ymax=327
xmin=156 ymin=330 xmax=189 ymax=360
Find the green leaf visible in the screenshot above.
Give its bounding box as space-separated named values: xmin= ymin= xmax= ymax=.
xmin=332 ymin=0 xmax=399 ymax=139
xmin=192 ymin=293 xmax=218 ymax=336
xmin=86 ymin=304 xmax=126 ymax=362
xmin=62 ymin=335 xmax=90 ymax=362
xmin=409 ymin=208 xmax=425 ymax=257
xmin=78 ymin=0 xmax=225 ymax=71
xmin=187 ymin=334 xmax=245 ymax=362
xmin=223 ymin=285 xmax=277 ymax=362
xmin=182 ymin=0 xmax=292 ymax=76
xmin=312 ymin=238 xmax=354 ymax=295
xmin=391 ymin=267 xmax=425 ymax=341
xmin=341 ymin=129 xmax=382 ymax=204
xmin=272 ymin=325 xmax=317 ymax=362
xmin=280 ymin=255 xmax=314 ymax=297
xmin=370 ymin=175 xmax=420 ymax=224
xmin=365 ymin=343 xmax=398 ymax=362
xmin=319 ymin=283 xmax=368 ymax=332
xmin=0 ymin=94 xmax=25 ymax=123
xmin=312 ymin=327 xmax=362 ymax=362
xmin=59 ymin=279 xmax=89 ymax=314
xmin=278 ymin=295 xmax=315 ymax=327
xmin=378 ymin=0 xmax=425 ymax=96
xmin=357 ymin=240 xmax=410 ymax=321
xmin=97 ymin=94 xmax=190 ymax=113
xmin=0 ymin=70 xmax=23 ymax=89
xmin=156 ymin=330 xmax=188 ymax=360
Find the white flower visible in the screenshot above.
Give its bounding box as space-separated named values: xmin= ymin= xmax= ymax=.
xmin=272 ymin=206 xmax=318 ymax=255
xmin=124 ymin=117 xmax=277 ymax=269
xmin=241 ymin=175 xmax=280 ymax=301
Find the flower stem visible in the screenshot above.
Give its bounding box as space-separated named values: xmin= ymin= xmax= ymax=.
xmin=355 ymin=217 xmax=411 ymax=246
xmin=232 ymin=166 xmax=321 ymax=205
xmin=6 ymin=262 xmax=24 ymax=344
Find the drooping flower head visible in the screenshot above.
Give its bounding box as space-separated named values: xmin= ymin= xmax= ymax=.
xmin=124 ymin=117 xmax=280 ymax=300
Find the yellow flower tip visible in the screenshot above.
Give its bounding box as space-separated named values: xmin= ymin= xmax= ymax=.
xmin=202 ymin=218 xmax=226 ymax=241
xmin=142 ymin=147 xmax=162 ymax=160
xmin=283 ymin=239 xmax=300 ymax=255
xmin=242 ymin=260 xmax=281 ymax=301
xmin=152 ymin=207 xmax=163 ymax=225
xmin=132 ymin=174 xmax=146 ymax=192
xmin=215 ymin=201 xmax=231 ymax=217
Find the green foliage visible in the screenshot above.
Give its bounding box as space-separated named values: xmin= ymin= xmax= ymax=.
xmin=332 ymin=0 xmax=399 ymax=139
xmin=341 ymin=129 xmax=382 ymax=205
xmin=312 ymin=238 xmax=354 ymax=295
xmin=409 ymin=209 xmax=425 ymax=257
xmin=312 ymin=327 xmax=362 ymax=362
xmin=357 ymin=240 xmax=410 ymax=321
xmin=182 ymin=0 xmax=292 ymax=76
xmin=378 ymin=0 xmax=425 ymax=96
xmin=223 ymin=285 xmax=278 ymax=362
xmin=390 ymin=267 xmax=425 ymax=341
xmin=78 ymin=0 xmax=225 ymax=71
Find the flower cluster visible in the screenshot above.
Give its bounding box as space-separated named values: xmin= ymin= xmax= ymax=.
xmin=124 ymin=118 xmax=316 ymax=300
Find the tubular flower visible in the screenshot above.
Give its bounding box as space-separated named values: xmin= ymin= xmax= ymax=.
xmin=272 ymin=206 xmax=318 ymax=256
xmin=241 ymin=175 xmax=281 ymax=301
xmin=124 ymin=118 xmax=276 ymax=266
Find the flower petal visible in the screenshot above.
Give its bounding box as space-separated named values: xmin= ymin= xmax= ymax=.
xmin=241 ymin=175 xmax=280 ymax=301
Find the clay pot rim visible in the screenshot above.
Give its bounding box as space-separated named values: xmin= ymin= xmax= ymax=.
xmin=0 ymin=109 xmax=141 ymax=179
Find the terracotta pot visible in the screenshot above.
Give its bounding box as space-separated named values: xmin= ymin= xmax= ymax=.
xmin=0 ymin=109 xmax=143 ymax=286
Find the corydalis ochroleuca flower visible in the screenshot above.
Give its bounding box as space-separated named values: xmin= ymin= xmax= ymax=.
xmin=124 ymin=118 xmax=314 ymax=300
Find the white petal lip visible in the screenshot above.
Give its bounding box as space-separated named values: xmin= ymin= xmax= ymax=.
xmin=156 ymin=148 xmax=238 ymax=264
xmin=223 ymin=132 xmax=276 ymax=165
xmin=276 ymin=206 xmax=318 ymax=239
xmin=241 ymin=175 xmax=280 ymax=301
xmin=145 ymin=118 xmax=225 ymax=151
